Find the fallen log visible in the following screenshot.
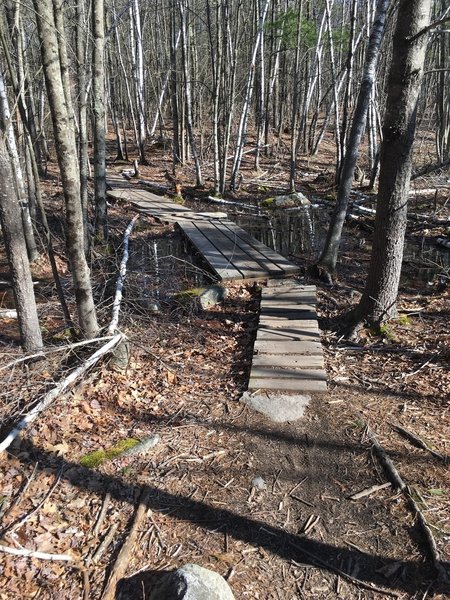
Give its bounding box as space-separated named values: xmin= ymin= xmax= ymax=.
xmin=108 ymin=214 xmax=139 ymax=335
xmin=101 ymin=488 xmax=151 ymax=600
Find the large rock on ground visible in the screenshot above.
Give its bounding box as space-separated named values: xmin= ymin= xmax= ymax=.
xmin=148 ymin=563 xmax=235 ymax=600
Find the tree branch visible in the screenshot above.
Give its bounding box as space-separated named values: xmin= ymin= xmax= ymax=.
xmin=407 ymin=6 xmax=450 ymax=42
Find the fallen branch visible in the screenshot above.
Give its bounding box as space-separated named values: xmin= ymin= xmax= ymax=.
xmin=0 ymin=334 xmax=123 ymax=453
xmin=0 ymin=543 xmax=72 ymax=562
xmin=289 ymin=540 xmax=399 ymax=597
xmin=390 ymin=423 xmax=447 ymax=463
xmin=0 ymin=336 xmax=114 ymax=372
xmin=366 ymin=426 xmax=449 ymax=583
xmin=365 ymin=427 xmax=406 ymax=491
xmin=101 ymin=488 xmax=151 ymax=600
xmin=91 ymin=523 xmax=119 ymax=564
xmin=349 ymin=482 xmax=391 ymax=501
xmin=108 ymin=214 xmax=140 ymax=335
xmin=0 ymin=309 xmax=17 ymax=319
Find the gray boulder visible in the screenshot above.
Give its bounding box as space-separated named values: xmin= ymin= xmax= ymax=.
xmin=199 ymin=285 xmax=228 ymax=309
xmin=148 ymin=563 xmax=235 ymax=600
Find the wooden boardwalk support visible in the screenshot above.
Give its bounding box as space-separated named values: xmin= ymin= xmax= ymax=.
xmin=248 ymin=281 xmax=327 ymax=394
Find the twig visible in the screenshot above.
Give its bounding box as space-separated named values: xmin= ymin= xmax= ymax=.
xmin=0 ymin=543 xmax=72 ymax=562
xmin=0 ymin=462 xmax=38 ymax=520
xmin=289 ymin=540 xmax=399 ymax=597
xmin=0 ymin=336 xmax=115 ymax=372
xmin=93 ymin=491 xmax=112 ymax=536
xmin=1 ymin=468 xmax=63 ymax=536
xmin=91 ymin=523 xmax=119 ymax=564
xmin=0 ymin=334 xmax=123 ymax=453
xmin=101 ymin=488 xmax=152 ymax=600
xmin=366 ymin=425 xmax=449 ymax=583
xmin=349 ymin=482 xmax=391 ymax=501
xmin=390 ymin=423 xmax=447 ymax=463
xmin=108 ymin=214 xmax=140 ymax=335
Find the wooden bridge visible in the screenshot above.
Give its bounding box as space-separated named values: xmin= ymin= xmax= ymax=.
xmin=107 ymin=177 xmax=327 ymax=405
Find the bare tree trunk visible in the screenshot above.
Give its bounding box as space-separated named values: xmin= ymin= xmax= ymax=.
xmin=33 ymin=0 xmax=99 ymax=339
xmin=0 ymin=135 xmax=42 ymax=352
xmin=230 ymin=0 xmax=270 ymax=190
xmin=76 ymin=0 xmax=91 ymax=255
xmin=0 ymin=72 xmax=39 ymax=263
xmin=93 ymin=0 xmax=108 ymax=241
xmin=178 ymin=0 xmax=203 ymax=187
xmin=353 ymin=0 xmax=432 ymax=326
xmin=317 ymin=0 xmax=389 ymax=275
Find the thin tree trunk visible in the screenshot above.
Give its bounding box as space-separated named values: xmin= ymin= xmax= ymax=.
xmin=0 ymin=72 xmax=39 ymax=263
xmin=93 ymin=0 xmax=108 ymax=241
xmin=76 ymin=0 xmax=90 ymax=255
xmin=317 ymin=0 xmax=389 ymax=274
xmin=230 ymin=0 xmax=270 ymax=190
xmin=0 ymin=136 xmax=42 ymax=352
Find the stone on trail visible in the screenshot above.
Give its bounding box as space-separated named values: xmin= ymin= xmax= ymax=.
xmin=199 ymin=285 xmax=228 ymax=309
xmin=148 ymin=563 xmax=235 ymax=600
xmin=251 ymin=476 xmax=267 ymax=491
xmin=241 ymin=391 xmax=310 ymax=422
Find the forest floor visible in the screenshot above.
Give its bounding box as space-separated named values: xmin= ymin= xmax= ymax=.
xmin=0 ymin=137 xmax=449 ymax=599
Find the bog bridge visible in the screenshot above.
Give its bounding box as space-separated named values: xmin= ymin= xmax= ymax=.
xmin=107 ymin=179 xmax=327 ymax=404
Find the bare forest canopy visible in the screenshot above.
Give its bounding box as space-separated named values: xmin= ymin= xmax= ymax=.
xmin=1 ymin=0 xmax=450 ymax=352
xmin=2 ymin=0 xmax=449 ymax=192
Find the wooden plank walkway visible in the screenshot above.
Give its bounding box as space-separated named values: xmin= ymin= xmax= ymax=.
xmin=107 ymin=178 xmax=327 ymax=401
xmin=248 ymin=281 xmax=327 ymax=394
xmin=107 ymin=183 xmax=299 ymax=281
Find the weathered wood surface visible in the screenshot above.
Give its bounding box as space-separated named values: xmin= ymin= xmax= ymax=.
xmin=106 ymin=178 xmax=326 ymax=395
xmin=107 ymin=181 xmax=300 ymax=281
xmin=248 ymin=282 xmax=327 ymax=394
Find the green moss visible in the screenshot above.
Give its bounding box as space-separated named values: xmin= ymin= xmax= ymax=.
xmin=80 ymin=438 xmax=140 ymax=469
xmin=175 ymin=287 xmax=203 ymax=302
xmin=173 ymin=194 xmax=185 ymax=205
xmin=396 ymin=314 xmax=411 ymax=326
xmin=261 ymin=197 xmax=275 ymax=207
xmin=379 ymin=323 xmax=397 ymax=341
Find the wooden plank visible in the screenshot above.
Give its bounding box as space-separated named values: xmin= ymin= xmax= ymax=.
xmin=254 ymin=339 xmax=322 ymax=354
xmin=248 ymin=377 xmax=327 ymax=393
xmin=207 ymin=221 xmax=286 ymax=277
xmin=220 ymin=221 xmax=300 ymax=275
xmin=249 ymin=366 xmax=327 ymax=380
xmin=260 ymin=301 xmax=316 ymax=309
xmin=191 ymin=221 xmax=270 ymax=279
xmin=256 ymin=327 xmax=321 ymax=341
xmin=258 ymin=318 xmax=320 ymax=329
xmin=260 ymin=308 xmax=317 ymax=320
xmin=177 ymin=221 xmax=242 ymax=280
xmin=252 ymin=354 xmax=324 ymax=368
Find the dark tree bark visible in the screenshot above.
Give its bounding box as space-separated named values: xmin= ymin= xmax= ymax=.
xmin=353 ymin=0 xmax=432 ymax=326
xmin=33 ymin=0 xmax=99 ymax=339
xmin=0 ymin=136 xmax=43 ymax=352
xmin=317 ymin=0 xmax=389 ymax=275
